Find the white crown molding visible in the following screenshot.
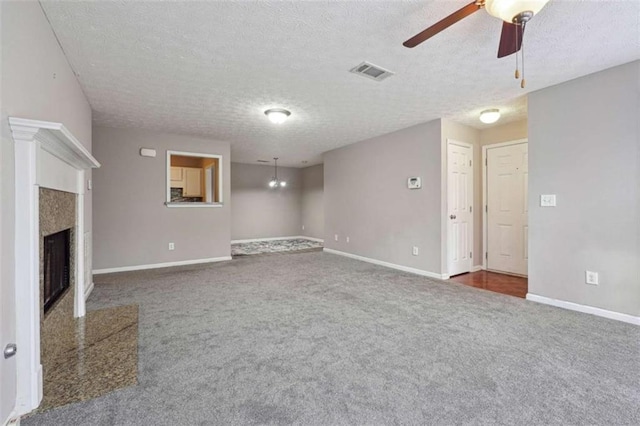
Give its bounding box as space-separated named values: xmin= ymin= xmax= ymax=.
xmin=93 ymin=256 xmax=232 ymax=275
xmin=8 ymin=117 xmax=100 ymax=170
xmin=323 ymin=248 xmax=445 ymax=280
xmin=526 ymin=293 xmax=640 ymax=326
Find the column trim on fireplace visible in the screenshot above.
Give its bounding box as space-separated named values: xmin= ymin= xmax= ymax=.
xmin=9 ymin=117 xmax=100 ymax=416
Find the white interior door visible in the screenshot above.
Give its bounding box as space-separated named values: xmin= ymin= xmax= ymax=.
xmin=486 ymin=142 xmax=528 ymax=275
xmin=1 ymin=222 xmax=17 ymax=423
xmin=447 ymin=141 xmax=473 ymax=277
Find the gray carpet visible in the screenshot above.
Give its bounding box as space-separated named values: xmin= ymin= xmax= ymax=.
xmin=24 ymin=251 xmax=640 ymax=425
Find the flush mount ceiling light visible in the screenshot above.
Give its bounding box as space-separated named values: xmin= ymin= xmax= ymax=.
xmin=480 ymin=109 xmax=501 ymax=124
xmin=268 ymin=158 xmax=287 ymax=188
xmin=264 ymin=108 xmax=291 ymax=124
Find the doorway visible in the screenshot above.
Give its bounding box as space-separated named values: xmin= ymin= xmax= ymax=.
xmin=483 ymin=139 xmax=528 ymax=276
xmin=447 ymin=140 xmax=474 ymax=277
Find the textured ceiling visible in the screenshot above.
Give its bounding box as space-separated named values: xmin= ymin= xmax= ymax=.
xmin=41 ymin=0 xmax=639 ymax=167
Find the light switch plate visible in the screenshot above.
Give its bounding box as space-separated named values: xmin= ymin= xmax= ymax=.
xmin=540 ymin=194 xmax=556 ymax=207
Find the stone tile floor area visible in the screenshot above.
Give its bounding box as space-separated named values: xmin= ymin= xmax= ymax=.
xmin=231 ymin=238 xmax=323 ymax=257
xmin=35 ymin=304 xmax=139 ymax=413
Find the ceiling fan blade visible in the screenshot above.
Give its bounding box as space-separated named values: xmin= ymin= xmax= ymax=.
xmin=497 ymin=21 xmax=524 ymax=58
xmin=403 ymin=1 xmax=482 ymax=48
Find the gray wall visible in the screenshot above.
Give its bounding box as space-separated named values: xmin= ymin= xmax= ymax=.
xmin=528 ymin=60 xmax=640 ymax=317
xmin=301 ymin=164 xmax=324 ymax=239
xmin=324 ymin=120 xmax=443 ymax=275
xmin=230 ymin=163 xmax=302 ymax=240
xmin=92 ymin=126 xmax=231 ymax=270
xmin=1 ymin=1 xmax=94 ymax=232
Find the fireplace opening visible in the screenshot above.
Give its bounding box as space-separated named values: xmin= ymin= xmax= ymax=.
xmin=44 ymin=228 xmax=71 ymax=314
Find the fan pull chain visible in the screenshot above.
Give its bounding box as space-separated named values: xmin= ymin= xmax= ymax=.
xmin=520 ymin=22 xmax=526 ymax=88
xmin=514 ymin=24 xmax=520 ymax=80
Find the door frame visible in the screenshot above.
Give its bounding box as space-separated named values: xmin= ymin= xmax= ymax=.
xmin=445 ymin=139 xmax=474 ymax=278
xmin=482 ymin=138 xmax=528 ymax=270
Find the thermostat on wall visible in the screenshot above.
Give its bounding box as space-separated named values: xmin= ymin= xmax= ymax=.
xmin=407 ymin=177 xmax=422 ymax=189
xmin=140 ymin=148 xmax=156 ymax=157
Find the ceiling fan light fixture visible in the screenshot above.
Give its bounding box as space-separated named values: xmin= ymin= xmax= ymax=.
xmin=484 ymin=0 xmax=550 ymax=23
xmin=480 ymin=109 xmax=501 ymax=124
xmin=264 ymin=108 xmax=291 ymax=124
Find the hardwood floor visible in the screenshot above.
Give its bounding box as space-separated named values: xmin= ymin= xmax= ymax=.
xmin=449 ymin=270 xmax=528 ymax=298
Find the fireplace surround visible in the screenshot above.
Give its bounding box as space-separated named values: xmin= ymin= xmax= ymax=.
xmin=9 ymin=118 xmax=100 ymax=415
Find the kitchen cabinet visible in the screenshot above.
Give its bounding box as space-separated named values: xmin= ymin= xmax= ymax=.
xmin=170 ymin=166 xmax=203 ymax=197
xmin=170 ymin=167 xmax=184 ymax=188
xmin=184 ymin=167 xmax=202 ymax=197
xmin=170 ymin=167 xmax=183 ymax=182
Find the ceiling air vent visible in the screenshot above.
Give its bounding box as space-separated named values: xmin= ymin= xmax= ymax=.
xmin=349 ymin=61 xmax=395 ymax=82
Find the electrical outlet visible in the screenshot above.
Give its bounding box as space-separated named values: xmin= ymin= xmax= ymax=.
xmin=302 ymin=225 xmax=305 ymax=231
xmin=540 ymin=194 xmax=557 ymax=207
xmin=346 ymin=236 xmax=350 ymax=243
xmin=168 ymin=242 xmax=175 ymax=251
xmin=334 ymin=234 xmax=338 ymax=241
xmin=412 ymin=246 xmax=419 ymax=256
xmin=585 ymin=270 xmax=599 ymax=285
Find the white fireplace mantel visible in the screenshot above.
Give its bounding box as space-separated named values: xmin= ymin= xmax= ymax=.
xmin=9 ymin=118 xmax=100 ymax=170
xmin=8 ymin=117 xmax=100 ymax=415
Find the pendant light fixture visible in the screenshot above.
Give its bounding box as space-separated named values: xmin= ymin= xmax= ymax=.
xmin=268 ymin=158 xmax=287 ymax=188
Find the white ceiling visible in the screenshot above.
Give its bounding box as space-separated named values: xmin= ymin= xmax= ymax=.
xmin=41 ymin=0 xmax=639 ymax=167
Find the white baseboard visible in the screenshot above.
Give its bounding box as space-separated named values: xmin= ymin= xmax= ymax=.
xmin=526 ymin=293 xmax=640 ymax=326
xmin=231 ymin=235 xmax=324 ymax=244
xmin=84 ymin=281 xmax=94 ymax=301
xmin=471 ymin=265 xmax=483 ymax=272
xmin=299 ymin=236 xmax=324 ymax=243
xmin=231 ymin=236 xmax=300 ymax=244
xmin=323 ymin=248 xmax=445 ymax=280
xmin=93 ymin=256 xmax=232 ymax=275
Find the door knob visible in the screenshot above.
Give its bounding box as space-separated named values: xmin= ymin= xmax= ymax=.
xmin=450 ymin=214 xmax=456 ymax=220
xmin=4 ymin=343 xmax=16 ymax=359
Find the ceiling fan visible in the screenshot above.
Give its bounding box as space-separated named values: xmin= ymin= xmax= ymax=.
xmin=404 ymin=0 xmax=550 ymax=88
